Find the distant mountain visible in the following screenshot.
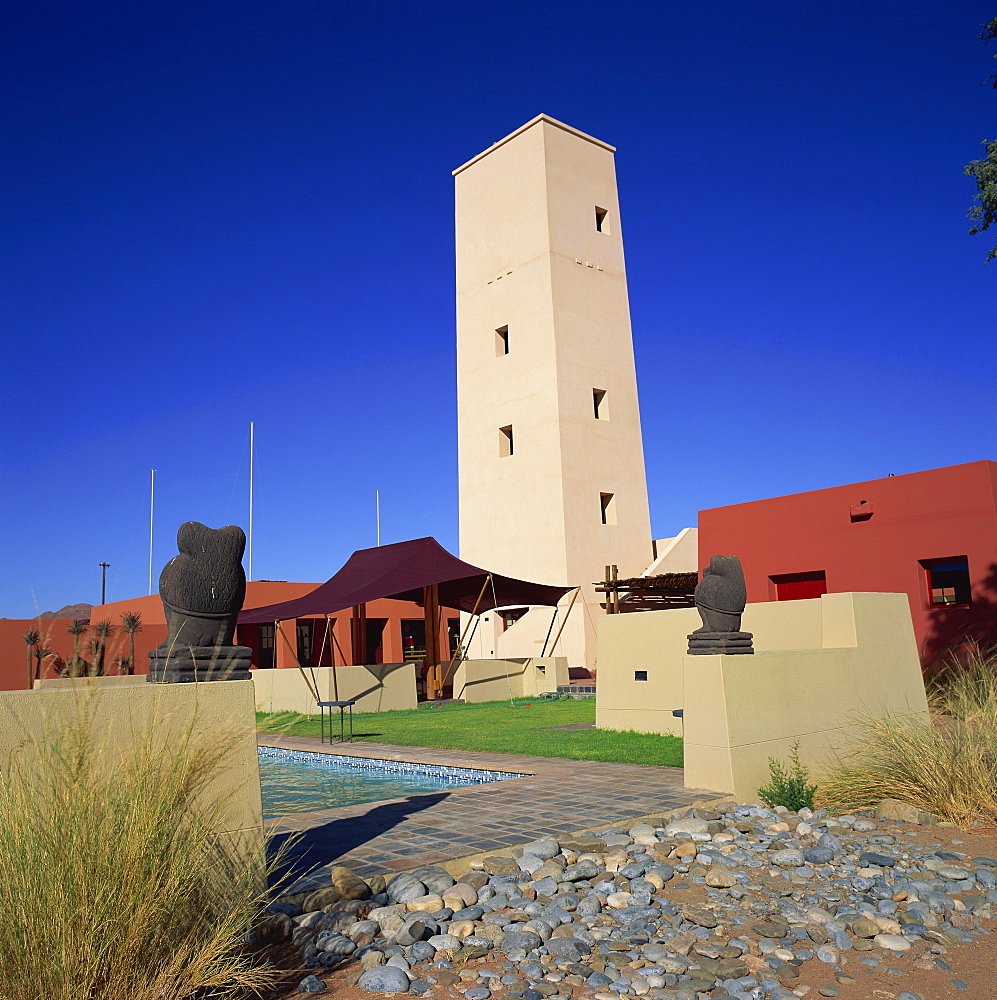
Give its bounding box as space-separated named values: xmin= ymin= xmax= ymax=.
xmin=38 ymin=603 xmax=92 ymax=620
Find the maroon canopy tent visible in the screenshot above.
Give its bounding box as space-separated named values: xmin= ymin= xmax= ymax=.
xmin=238 ymin=536 xmax=572 ymax=624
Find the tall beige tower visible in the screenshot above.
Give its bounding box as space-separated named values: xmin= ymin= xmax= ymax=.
xmin=454 ymin=115 xmax=653 ymax=669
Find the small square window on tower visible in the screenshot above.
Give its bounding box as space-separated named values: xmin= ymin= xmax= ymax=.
xmin=599 ymin=492 xmax=616 ymax=525
xmin=593 ymin=388 xmax=608 ymax=419
xmin=499 ymin=425 xmax=514 ymax=457
xmin=595 ymin=206 xmax=610 ymax=233
xmin=495 ymin=325 xmax=509 ymax=356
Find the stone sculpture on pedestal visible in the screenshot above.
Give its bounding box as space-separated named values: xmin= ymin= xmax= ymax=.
xmin=687 ymin=554 xmax=754 ymax=655
xmin=147 ymin=521 xmax=253 ymax=682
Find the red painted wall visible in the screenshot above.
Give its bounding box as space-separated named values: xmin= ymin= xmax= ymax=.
xmin=2 ymin=580 xmax=462 ymax=691
xmin=698 ymin=460 xmax=997 ymax=669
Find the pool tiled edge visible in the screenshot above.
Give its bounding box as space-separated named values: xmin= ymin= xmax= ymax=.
xmin=258 ymin=734 xmax=723 ymax=888
xmin=258 ymin=744 xmax=527 ymax=783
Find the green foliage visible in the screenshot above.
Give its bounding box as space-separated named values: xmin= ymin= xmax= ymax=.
xmin=119 ymin=611 xmax=143 ymax=674
xmin=257 ymin=697 xmax=685 ymax=767
xmin=22 ymin=629 xmax=40 ymax=688
xmin=965 ymin=18 xmax=997 ymax=261
xmin=757 ymin=741 xmax=817 ymax=811
xmin=92 ymin=619 xmax=115 ymax=676
xmin=966 ymin=138 xmax=997 ymax=261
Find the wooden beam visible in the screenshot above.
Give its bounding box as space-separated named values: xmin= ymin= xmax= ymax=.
xmin=351 ymin=604 xmax=367 ymax=665
xmin=423 ymin=583 xmax=441 ymax=699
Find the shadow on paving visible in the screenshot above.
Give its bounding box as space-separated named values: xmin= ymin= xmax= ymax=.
xmin=267 ymin=791 xmax=447 ymax=887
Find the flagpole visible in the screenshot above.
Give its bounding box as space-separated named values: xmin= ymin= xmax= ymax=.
xmin=148 ymin=469 xmax=156 ymax=594
xmin=376 ymin=489 xmax=381 ymax=546
xmin=248 ymin=421 xmax=254 ymax=581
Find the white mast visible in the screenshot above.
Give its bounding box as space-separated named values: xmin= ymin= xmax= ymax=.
xmin=248 ymin=421 xmax=255 ymax=581
xmin=148 ymin=469 xmax=156 ymax=595
xmin=376 ymin=489 xmax=381 ymax=546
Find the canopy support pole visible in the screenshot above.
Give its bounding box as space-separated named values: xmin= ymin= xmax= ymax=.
xmin=319 ymin=614 xmax=340 ymax=701
xmin=329 ymin=621 xmax=348 ymax=666
xmin=440 ymin=574 xmax=490 ymax=694
xmin=540 ymin=606 xmax=558 ymax=657
xmin=277 ymin=621 xmax=320 ymax=703
xmin=547 ymin=588 xmax=579 ymax=657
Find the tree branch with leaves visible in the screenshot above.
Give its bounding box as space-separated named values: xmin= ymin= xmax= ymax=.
xmin=965 ymin=17 xmax=997 ymax=261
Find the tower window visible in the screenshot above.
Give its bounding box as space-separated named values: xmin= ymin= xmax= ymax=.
xmin=593 ymin=388 xmax=607 ymax=419
xmin=599 ymin=492 xmax=616 ymax=525
xmin=921 ymin=557 xmax=971 ymax=608
xmin=595 ymin=207 xmax=610 ymax=233
xmin=495 ymin=325 xmax=509 ymax=356
xmin=499 ymin=425 xmax=514 ymax=457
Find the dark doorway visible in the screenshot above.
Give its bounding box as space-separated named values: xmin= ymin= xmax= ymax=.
xmin=296 ymin=620 xmax=314 ymax=667
xmin=257 ymin=624 xmax=276 ymax=669
xmin=365 ymin=618 xmax=386 ymax=664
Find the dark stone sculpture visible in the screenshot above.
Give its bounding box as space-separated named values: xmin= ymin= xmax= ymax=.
xmin=147 ymin=521 xmax=253 ymax=682
xmin=687 ymin=554 xmax=754 ymax=655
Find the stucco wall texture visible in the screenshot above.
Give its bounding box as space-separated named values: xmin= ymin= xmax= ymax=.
xmin=698 ymin=460 xmax=997 ymax=668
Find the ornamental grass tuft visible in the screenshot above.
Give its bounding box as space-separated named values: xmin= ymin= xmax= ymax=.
xmin=818 ymin=643 xmax=997 ymax=826
xmin=0 ymin=706 xmax=278 ymax=1000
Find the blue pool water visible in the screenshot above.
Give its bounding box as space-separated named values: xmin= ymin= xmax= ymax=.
xmin=258 ymin=747 xmax=525 ymax=818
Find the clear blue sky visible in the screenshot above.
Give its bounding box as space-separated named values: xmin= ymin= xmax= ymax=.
xmin=2 ymin=1 xmax=994 ymax=617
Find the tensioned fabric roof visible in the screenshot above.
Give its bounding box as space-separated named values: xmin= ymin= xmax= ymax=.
xmin=237 ymin=536 xmax=573 ymax=624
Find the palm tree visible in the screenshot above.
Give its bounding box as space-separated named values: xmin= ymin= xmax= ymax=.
xmin=33 ymin=645 xmax=52 ymax=682
xmin=66 ymin=619 xmax=89 ymax=677
xmin=92 ymin=619 xmax=115 ymax=676
xmin=85 ymin=638 xmax=101 ymax=677
xmin=119 ymin=612 xmax=143 ymax=675
xmin=22 ymin=629 xmax=40 ymax=689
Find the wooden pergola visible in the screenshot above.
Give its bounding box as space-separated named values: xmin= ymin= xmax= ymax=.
xmin=595 ymin=564 xmax=697 ymax=613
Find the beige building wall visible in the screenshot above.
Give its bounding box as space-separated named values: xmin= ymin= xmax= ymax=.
xmin=454 ymin=115 xmax=653 ymax=669
xmin=645 ymin=528 xmax=699 ymax=576
xmin=596 ymin=597 xmax=825 ymax=735
xmin=253 ymin=663 xmax=417 ymax=716
xmin=452 ymin=656 xmax=568 ymax=703
xmin=596 ymin=593 xmax=930 ymax=801
xmin=0 ymin=680 xmax=263 ymax=844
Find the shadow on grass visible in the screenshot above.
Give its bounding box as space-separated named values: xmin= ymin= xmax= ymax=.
xmin=267 ymin=791 xmax=447 ymax=889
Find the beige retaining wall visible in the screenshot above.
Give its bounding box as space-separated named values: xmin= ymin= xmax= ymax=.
xmin=596 ymin=592 xmax=929 ymax=800
xmin=0 ymin=679 xmax=263 ymax=844
xmin=252 ymin=663 xmax=417 ymax=715
xmin=596 ymin=599 xmax=825 ymax=737
xmin=35 ymin=674 xmax=147 ymax=690
xmin=451 ymin=657 xmax=569 ymax=703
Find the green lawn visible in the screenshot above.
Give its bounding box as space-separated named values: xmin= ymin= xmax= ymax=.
xmin=256 ymin=697 xmax=683 ymax=767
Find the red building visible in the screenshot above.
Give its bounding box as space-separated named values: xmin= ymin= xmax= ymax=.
xmin=698 ymin=460 xmax=997 ymax=669
xmin=0 ymin=580 xmax=461 ymax=693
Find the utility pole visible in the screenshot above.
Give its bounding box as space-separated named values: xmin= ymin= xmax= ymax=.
xmin=99 ymin=562 xmax=110 ymax=605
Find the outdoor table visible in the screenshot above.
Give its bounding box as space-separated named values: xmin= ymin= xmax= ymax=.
xmin=317 ymin=700 xmax=356 ymax=743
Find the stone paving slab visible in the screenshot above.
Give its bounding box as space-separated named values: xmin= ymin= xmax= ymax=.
xmin=258 ymin=735 xmax=722 ymax=887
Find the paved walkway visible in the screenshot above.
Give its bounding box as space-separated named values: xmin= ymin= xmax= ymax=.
xmin=258 ymin=735 xmax=722 ymax=888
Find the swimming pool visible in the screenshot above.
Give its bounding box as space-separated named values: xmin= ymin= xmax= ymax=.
xmin=257 ymin=746 xmax=526 ymax=818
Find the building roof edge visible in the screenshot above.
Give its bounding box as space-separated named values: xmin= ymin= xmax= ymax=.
xmin=452 ymin=114 xmax=615 ymax=176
